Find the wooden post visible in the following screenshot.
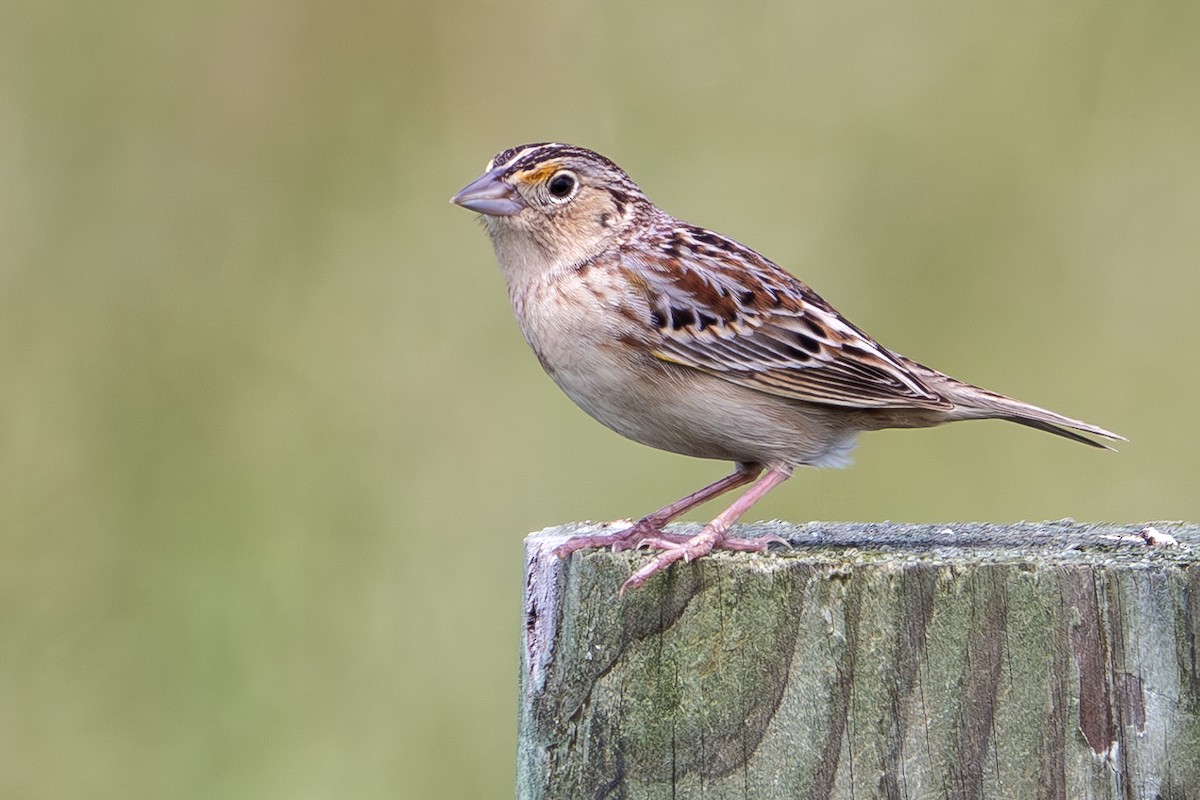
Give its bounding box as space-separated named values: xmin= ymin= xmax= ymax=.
xmin=517 ymin=521 xmax=1200 ymax=800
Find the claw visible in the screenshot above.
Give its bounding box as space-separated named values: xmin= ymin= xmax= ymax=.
xmin=620 ymin=553 xmax=681 ymax=594
xmin=617 ymin=528 xmax=791 ymax=593
xmin=552 ymin=521 xmax=666 ymax=558
xmin=634 ymin=534 xmax=691 ymax=550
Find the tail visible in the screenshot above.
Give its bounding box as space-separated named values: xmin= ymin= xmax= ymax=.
xmin=936 ymin=379 xmax=1126 ymax=451
xmin=1001 ymin=415 xmax=1121 ymax=450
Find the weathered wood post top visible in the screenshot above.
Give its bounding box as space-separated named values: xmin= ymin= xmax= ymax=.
xmin=518 ymin=521 xmax=1199 ymax=800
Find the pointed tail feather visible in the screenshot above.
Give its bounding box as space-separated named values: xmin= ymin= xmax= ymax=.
xmin=1001 ymin=415 xmax=1120 ymax=450
xmin=938 ymin=381 xmax=1126 ymax=450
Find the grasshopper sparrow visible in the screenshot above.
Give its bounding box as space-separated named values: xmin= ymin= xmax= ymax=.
xmin=451 ymin=143 xmax=1123 ymax=591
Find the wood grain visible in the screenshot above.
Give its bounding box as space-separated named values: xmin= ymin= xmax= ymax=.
xmin=518 ymin=521 xmax=1200 ymax=800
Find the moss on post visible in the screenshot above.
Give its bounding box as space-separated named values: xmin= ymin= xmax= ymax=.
xmin=517 ymin=521 xmax=1200 ymax=800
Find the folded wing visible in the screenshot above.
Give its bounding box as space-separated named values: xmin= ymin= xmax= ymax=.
xmin=624 ymin=225 xmax=952 ymax=411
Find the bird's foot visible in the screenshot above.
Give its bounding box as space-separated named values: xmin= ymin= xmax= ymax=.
xmin=619 ymin=528 xmax=788 ymax=594
xmin=633 ymin=533 xmax=784 ymax=554
xmin=552 ymin=518 xmax=677 ymax=558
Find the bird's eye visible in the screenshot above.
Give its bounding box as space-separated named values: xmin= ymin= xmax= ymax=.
xmin=547 ymin=171 xmax=577 ymax=200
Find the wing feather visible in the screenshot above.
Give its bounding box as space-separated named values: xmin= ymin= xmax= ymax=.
xmin=623 ymin=225 xmax=952 ymax=411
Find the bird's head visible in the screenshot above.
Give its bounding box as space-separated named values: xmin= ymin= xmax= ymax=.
xmin=451 ymin=143 xmax=652 ymax=275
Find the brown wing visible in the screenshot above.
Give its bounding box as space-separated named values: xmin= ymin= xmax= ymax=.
xmin=624 ymin=224 xmax=952 ymax=411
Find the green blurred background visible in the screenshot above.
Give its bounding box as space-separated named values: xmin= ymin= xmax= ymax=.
xmin=2 ymin=1 xmax=1197 ymax=797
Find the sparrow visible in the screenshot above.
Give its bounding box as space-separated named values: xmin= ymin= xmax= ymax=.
xmin=451 ymin=142 xmax=1123 ymax=591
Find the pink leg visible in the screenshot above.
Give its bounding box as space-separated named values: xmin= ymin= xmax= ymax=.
xmin=553 ymin=463 xmax=763 ymax=558
xmin=621 ymin=465 xmax=794 ymax=593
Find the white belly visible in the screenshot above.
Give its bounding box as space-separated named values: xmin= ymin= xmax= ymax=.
xmin=510 ymin=271 xmax=858 ymax=468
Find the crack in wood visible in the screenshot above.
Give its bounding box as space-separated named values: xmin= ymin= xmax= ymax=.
xmin=518 ymin=522 xmax=1200 ymax=799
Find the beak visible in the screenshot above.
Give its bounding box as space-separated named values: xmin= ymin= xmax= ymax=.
xmin=450 ymin=169 xmax=525 ymax=217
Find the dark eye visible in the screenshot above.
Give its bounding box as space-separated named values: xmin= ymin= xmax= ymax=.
xmin=548 ymin=171 xmax=577 ymax=199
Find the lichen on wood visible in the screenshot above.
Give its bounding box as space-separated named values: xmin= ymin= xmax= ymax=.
xmin=517 ymin=521 xmax=1200 ymax=800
